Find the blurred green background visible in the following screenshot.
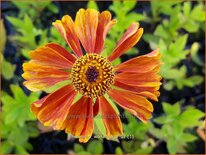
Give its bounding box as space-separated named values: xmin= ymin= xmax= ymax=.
xmin=1 ymin=0 xmax=205 ymax=154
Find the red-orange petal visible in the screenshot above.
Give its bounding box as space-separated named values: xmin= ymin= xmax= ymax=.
xmin=108 ymin=22 xmax=143 ymax=61
xmin=114 ymin=80 xmax=160 ymax=101
xmin=22 ymin=62 xmax=70 ymax=91
xmin=31 ymin=85 xmax=77 ymax=130
xmin=114 ymin=66 xmax=162 ymax=95
xmin=53 ymin=16 xmax=82 ymax=57
xmin=61 ymin=96 xmax=94 ymax=143
xmin=29 ymin=44 xmax=74 ymax=69
xmin=108 ymin=89 xmax=153 ymax=123
xmin=94 ymin=11 xmax=117 ymax=54
xmin=114 ymin=49 xmax=161 ymax=73
xmin=75 ymin=8 xmax=99 ymax=53
xmin=98 ymin=96 xmax=123 ymax=138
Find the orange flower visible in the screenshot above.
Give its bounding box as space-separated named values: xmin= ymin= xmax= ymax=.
xmin=22 ymin=8 xmax=162 ymax=143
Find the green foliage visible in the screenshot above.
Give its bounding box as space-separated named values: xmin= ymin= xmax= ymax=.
xmin=2 ymin=55 xmax=16 ymax=80
xmin=120 ymin=112 xmax=155 ymax=154
xmin=144 ymin=1 xmax=204 ymax=90
xmin=74 ymin=140 xmax=103 ymax=154
xmin=150 ymin=102 xmax=204 ymax=154
xmin=7 ymin=14 xmax=46 ymax=59
xmin=0 ymin=85 xmax=40 ymax=154
xmin=0 ymin=19 xmax=6 ymax=52
xmin=0 ymin=20 xmax=16 ymax=80
xmin=11 ymin=0 xmax=58 ymax=20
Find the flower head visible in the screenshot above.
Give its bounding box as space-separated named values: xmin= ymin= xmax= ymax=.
xmin=22 ymin=8 xmax=162 ymax=143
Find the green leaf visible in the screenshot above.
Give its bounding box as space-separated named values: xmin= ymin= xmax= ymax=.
xmin=47 ymin=3 xmax=58 ymax=13
xmin=0 ymin=141 xmax=13 ymax=154
xmin=2 ymin=58 xmax=16 ymax=80
xmin=112 ymin=57 xmax=121 ymax=66
xmin=154 ymin=24 xmax=169 ymax=39
xmin=182 ymin=133 xmax=197 ymax=142
xmin=94 ymin=115 xmax=106 ymax=136
xmin=0 ymin=20 xmax=6 ymax=52
xmin=6 ymin=16 xmax=23 ymax=28
xmin=163 ymin=81 xmax=175 ymax=91
xmin=5 ymin=106 xmax=21 ymax=125
xmin=190 ymin=4 xmax=205 ymax=21
xmin=178 ymin=107 xmax=204 ymax=127
xmin=87 ymin=0 xmax=98 ymax=10
xmin=15 ymin=145 xmax=29 ymax=154
xmin=162 ymin=102 xmax=181 ymax=117
xmin=115 ymin=147 xmax=123 ymax=154
xmin=183 ymin=2 xmax=191 ymax=17
xmin=154 ymin=116 xmax=173 ymax=124
xmin=149 ymin=128 xmax=165 ymax=139
xmin=167 ymin=137 xmax=178 ymax=154
xmin=10 ymin=85 xmax=28 ymax=103
xmin=183 ymin=75 xmax=204 ymax=87
xmin=74 ymin=144 xmax=84 ymax=153
xmin=123 ymin=1 xmax=137 ymax=12
xmin=161 ymin=67 xmax=185 ymax=79
xmin=87 ymin=140 xmax=103 ymax=154
xmin=135 ymin=146 xmax=153 ymax=154
xmin=170 ymin=34 xmax=188 ymax=52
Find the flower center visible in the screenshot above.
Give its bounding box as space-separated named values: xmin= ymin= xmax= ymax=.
xmin=71 ymin=53 xmax=114 ymax=98
xmin=86 ymin=66 xmax=99 ymax=83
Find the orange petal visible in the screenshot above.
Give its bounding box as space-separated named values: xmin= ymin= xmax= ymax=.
xmin=108 ymin=89 xmax=153 ymax=123
xmin=94 ymin=11 xmax=117 ymax=54
xmin=98 ymin=96 xmax=123 ymax=137
xmin=114 ymin=80 xmax=160 ymax=100
xmin=46 ymin=43 xmax=76 ymax=63
xmin=29 ymin=45 xmax=74 ymax=69
xmin=31 ymin=85 xmax=77 ymax=130
xmin=22 ymin=62 xmax=70 ymax=91
xmin=114 ymin=66 xmax=162 ymax=91
xmin=108 ymin=22 xmax=143 ymax=61
xmin=61 ymin=96 xmax=94 ymax=143
xmin=115 ymin=66 xmax=161 ymax=83
xmin=114 ymin=49 xmax=161 ymax=73
xmin=75 ymin=8 xmax=99 ymax=53
xmin=53 ymin=16 xmax=82 ymax=57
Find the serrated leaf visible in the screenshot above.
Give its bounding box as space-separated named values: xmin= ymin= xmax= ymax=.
xmin=170 ymin=34 xmax=188 ymax=52
xmin=178 ymin=107 xmax=204 ymax=128
xmin=162 ymin=102 xmax=181 ymax=117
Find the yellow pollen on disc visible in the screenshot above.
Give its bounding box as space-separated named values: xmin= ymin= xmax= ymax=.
xmin=71 ymin=53 xmax=114 ymax=98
